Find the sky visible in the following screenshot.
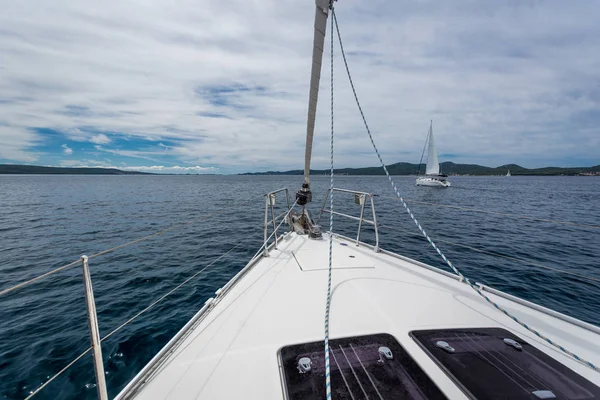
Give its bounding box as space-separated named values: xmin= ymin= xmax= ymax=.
xmin=0 ymin=0 xmax=599 ymax=174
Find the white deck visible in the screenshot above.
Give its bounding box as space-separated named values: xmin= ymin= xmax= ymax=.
xmin=118 ymin=232 xmax=600 ymax=399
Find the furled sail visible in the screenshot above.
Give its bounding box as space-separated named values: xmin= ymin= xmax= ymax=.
xmin=303 ymin=0 xmax=330 ymax=185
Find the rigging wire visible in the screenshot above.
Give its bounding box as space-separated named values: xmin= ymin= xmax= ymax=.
xmin=25 ymin=238 xmax=254 ymax=399
xmin=324 ymin=3 xmax=335 ymax=399
xmin=331 ymin=9 xmax=598 ymax=372
xmin=378 ymin=223 xmax=600 ymax=284
xmin=25 ymin=348 xmax=92 ymax=400
xmin=416 ymin=125 xmax=429 ymax=176
xmin=0 ymin=197 xmax=262 ymax=297
xmin=100 ymin=241 xmax=248 ymax=342
xmin=250 ymin=200 xmax=299 ymax=261
xmin=25 ymin=200 xmax=299 ymax=399
xmin=0 ymin=259 xmax=82 ymax=297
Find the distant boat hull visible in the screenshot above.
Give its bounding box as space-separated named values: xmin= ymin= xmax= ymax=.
xmin=416 ymin=176 xmax=451 ymax=187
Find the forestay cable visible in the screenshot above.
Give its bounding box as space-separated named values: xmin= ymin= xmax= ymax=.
xmin=331 ymin=9 xmax=598 ymax=371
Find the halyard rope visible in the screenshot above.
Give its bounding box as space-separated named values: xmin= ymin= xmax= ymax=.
xmin=331 ymin=8 xmax=598 ymax=372
xmin=324 ymin=3 xmax=335 ymax=399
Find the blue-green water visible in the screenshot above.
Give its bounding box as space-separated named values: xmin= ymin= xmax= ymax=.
xmin=0 ymin=175 xmax=599 ymax=399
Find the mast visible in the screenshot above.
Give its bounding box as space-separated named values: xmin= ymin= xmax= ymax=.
xmin=416 ymin=125 xmax=429 ymax=176
xmin=296 ymin=0 xmax=331 ymax=206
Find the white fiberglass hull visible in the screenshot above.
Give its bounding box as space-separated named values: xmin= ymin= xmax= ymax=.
xmin=117 ymin=231 xmax=600 ymax=399
xmin=416 ymin=176 xmax=451 ymax=187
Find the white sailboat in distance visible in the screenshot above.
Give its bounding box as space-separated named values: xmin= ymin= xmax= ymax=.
xmin=416 ymin=120 xmax=451 ymax=187
xmin=507 ymin=169 xmax=512 ymax=176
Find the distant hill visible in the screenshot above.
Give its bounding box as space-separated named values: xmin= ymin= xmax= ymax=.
xmin=241 ymin=162 xmax=600 ymax=176
xmin=0 ymin=164 xmax=149 ymax=175
xmin=4 ymin=163 xmax=597 ymax=176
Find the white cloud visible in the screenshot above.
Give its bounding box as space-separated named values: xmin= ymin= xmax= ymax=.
xmin=0 ymin=126 xmax=39 ymax=162
xmin=122 ymin=165 xmax=216 ymax=172
xmin=56 ymin=161 xmax=215 ymax=173
xmin=89 ymin=133 xmax=111 ymax=144
xmin=0 ymin=1 xmax=599 ymax=168
xmin=61 ymin=144 xmax=73 ymax=155
xmin=59 ymin=159 xmax=83 ymax=166
xmin=94 ymin=145 xmax=170 ymax=163
xmin=59 ymin=159 xmax=114 ymax=167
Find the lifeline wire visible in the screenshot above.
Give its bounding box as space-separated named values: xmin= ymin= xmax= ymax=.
xmin=0 ymin=197 xmax=262 ymax=297
xmin=27 ymin=238 xmax=254 ymax=400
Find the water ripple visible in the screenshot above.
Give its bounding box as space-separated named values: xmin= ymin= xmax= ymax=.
xmin=0 ymin=175 xmax=598 ymax=399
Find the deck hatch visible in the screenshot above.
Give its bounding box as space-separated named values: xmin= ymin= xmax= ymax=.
xmin=293 ymin=248 xmax=374 ymax=271
xmin=279 ymin=333 xmax=447 ymax=400
xmin=411 ymin=327 xmax=600 ymax=400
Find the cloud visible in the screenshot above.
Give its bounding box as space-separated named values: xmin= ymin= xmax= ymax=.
xmin=56 ymin=161 xmax=215 ymax=173
xmin=61 ymin=144 xmax=73 ymax=155
xmin=0 ymin=1 xmax=599 ymax=170
xmin=122 ymin=165 xmax=216 ymax=172
xmin=90 ymin=133 xmax=111 ymax=144
xmin=59 ymin=158 xmax=116 ymax=167
xmin=94 ymin=144 xmax=171 ymax=163
xmin=60 ymin=159 xmax=89 ymax=167
xmin=0 ymin=126 xmax=39 ymax=162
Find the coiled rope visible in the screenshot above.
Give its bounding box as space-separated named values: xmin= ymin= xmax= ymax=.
xmin=324 ymin=4 xmax=335 ymax=399
xmin=331 ymin=9 xmax=598 ymax=371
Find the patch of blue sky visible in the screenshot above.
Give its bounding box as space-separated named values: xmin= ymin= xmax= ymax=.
xmin=27 ymin=129 xmax=184 ymax=167
xmin=195 ymin=83 xmax=267 ymax=109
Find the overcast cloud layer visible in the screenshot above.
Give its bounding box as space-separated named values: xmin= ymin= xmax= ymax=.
xmin=1 ymin=0 xmax=599 ymax=173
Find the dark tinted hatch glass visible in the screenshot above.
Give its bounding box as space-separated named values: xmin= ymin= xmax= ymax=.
xmin=279 ymin=333 xmax=446 ymax=400
xmin=411 ymin=327 xmax=600 ymax=400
